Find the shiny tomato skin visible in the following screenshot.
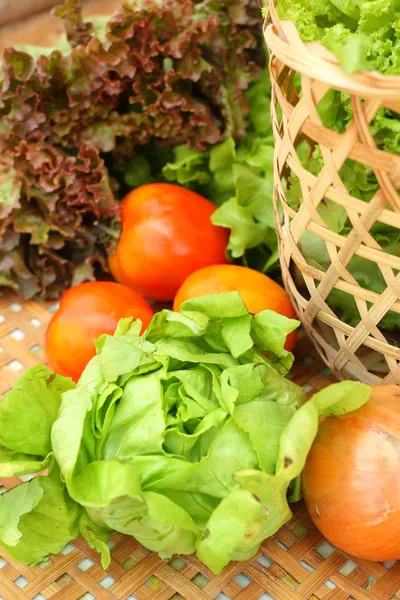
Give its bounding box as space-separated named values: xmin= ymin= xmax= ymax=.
xmin=44 ymin=282 xmax=153 ymax=383
xmin=173 ymin=264 xmax=298 ymax=351
xmin=108 ymin=183 xmax=229 ymax=301
xmin=303 ymin=385 xmax=400 ymax=562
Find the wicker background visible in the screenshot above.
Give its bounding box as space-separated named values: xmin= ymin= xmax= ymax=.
xmin=265 ymin=1 xmax=400 ymax=386
xmin=0 ymin=291 xmax=400 ymax=600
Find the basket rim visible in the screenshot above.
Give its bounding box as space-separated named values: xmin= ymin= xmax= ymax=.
xmin=264 ymin=0 xmax=400 ymax=97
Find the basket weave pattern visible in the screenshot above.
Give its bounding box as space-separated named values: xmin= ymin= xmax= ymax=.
xmin=265 ymin=0 xmax=400 ymax=385
xmin=3 ymin=292 xmax=400 ymax=599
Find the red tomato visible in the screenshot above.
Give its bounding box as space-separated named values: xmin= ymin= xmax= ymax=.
xmin=303 ymin=385 xmax=400 ymax=561
xmin=173 ymin=264 xmax=298 ymax=352
xmin=44 ymin=282 xmax=153 ymax=382
xmin=108 ymin=183 xmax=229 ymax=301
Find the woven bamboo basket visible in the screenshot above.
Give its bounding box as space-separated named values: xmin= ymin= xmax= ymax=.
xmin=265 ymin=0 xmax=400 ymax=386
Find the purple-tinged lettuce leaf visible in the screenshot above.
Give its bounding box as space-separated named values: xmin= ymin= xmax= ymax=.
xmin=0 ymin=0 xmax=265 ymax=298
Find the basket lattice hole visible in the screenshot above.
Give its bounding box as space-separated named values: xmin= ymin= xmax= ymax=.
xmin=60 ymin=543 xmax=76 ymax=556
xmin=292 ymin=524 xmax=308 ymax=539
xmin=234 ymin=573 xmax=252 ymax=589
xmin=256 ymin=554 xmax=272 ymax=568
xmin=100 ymin=575 xmax=115 ymax=590
xmin=275 ymin=100 xmax=283 ymax=128
xmin=122 ymin=556 xmax=136 ymax=570
xmin=33 ymin=595 xmax=46 ymax=600
xmin=145 ymin=575 xmax=163 ymax=591
xmin=77 ymin=558 xmax=94 ymax=572
xmin=0 ymin=559 xmax=6 ymax=568
xmin=362 ymin=576 xmax=376 ymax=591
xmin=55 ymin=573 xmax=72 ymax=587
xmin=9 ymin=303 xmax=22 ymax=313
xmin=0 ymin=315 xmax=5 ymax=324
xmin=302 ymin=355 xmax=314 ymax=366
xmin=315 ymin=540 xmax=336 ymax=559
xmin=0 ymin=485 xmax=7 ymax=495
xmin=168 ymin=557 xmax=187 ymax=571
xmin=7 ymin=359 xmax=23 ymax=372
xmin=284 ymin=171 xmax=302 ymax=213
xmin=48 ymin=303 xmax=60 ymax=314
xmin=107 ymin=539 xmax=115 ymax=549
xmin=78 ymin=594 xmax=95 ymax=600
xmin=325 ymin=579 xmax=337 ymax=590
xmin=321 ymin=367 xmax=332 ymax=377
xmin=30 ymin=345 xmax=41 ymax=354
xmin=340 ymin=156 xmax=378 ymax=195
xmin=192 ymin=572 xmax=210 ymax=589
xmin=300 ymin=560 xmax=314 ymax=573
xmin=282 ymin=573 xmax=300 ymax=589
xmin=339 ymin=560 xmax=357 ymax=576
xmin=276 ymin=540 xmax=288 ymax=551
xmin=30 ymin=318 xmax=41 ymax=328
xmin=14 ymin=576 xmax=28 ymax=589
xmin=170 ymin=594 xmax=184 ymax=600
xmin=10 ymin=328 xmax=25 ymax=341
xmin=37 ymin=558 xmax=51 ymax=568
xmin=302 ymin=383 xmax=314 ymax=394
xmin=215 ymin=593 xmax=230 ymax=600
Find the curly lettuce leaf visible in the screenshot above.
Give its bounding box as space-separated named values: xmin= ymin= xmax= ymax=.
xmin=0 ymin=0 xmax=266 ymax=299
xmin=0 ymin=170 xmax=21 ymax=220
xmin=197 ymin=381 xmax=371 ymax=573
xmin=101 ymin=373 xmax=165 ymax=460
xmin=103 ymin=490 xmax=198 ymax=558
xmin=0 ymin=466 xmax=81 ymax=565
xmin=50 ymin=296 xmax=295 ymax=571
xmin=51 ymin=381 xmax=97 ymax=483
xmin=0 ymin=478 xmax=44 ymax=548
xmin=0 ymin=449 xmax=52 ymax=478
xmin=252 ymin=310 xmax=300 ymax=356
xmin=162 ymin=68 xmax=278 ymax=273
xmin=79 ymin=512 xmax=111 ymax=569
xmin=0 ymin=294 xmax=366 ymax=575
xmin=68 ymin=460 xmax=199 ymax=558
xmin=0 ymin=365 xmax=74 ymax=457
xmin=277 ymin=0 xmax=400 ymax=75
xmin=197 ymin=489 xmax=268 ymax=573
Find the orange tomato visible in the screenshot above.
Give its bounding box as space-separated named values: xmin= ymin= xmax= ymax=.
xmin=108 ymin=183 xmax=229 ymax=301
xmin=303 ymin=385 xmax=400 ymax=561
xmin=173 ymin=264 xmax=298 ymax=352
xmin=44 ymin=281 xmax=153 ymax=382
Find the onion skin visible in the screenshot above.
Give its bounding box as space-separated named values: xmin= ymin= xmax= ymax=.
xmin=303 ymin=385 xmax=400 ymax=561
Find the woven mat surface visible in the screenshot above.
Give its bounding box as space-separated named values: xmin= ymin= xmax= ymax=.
xmin=0 ymin=291 xmax=399 ymax=600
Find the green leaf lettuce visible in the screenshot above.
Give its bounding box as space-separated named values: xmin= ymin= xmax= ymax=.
xmin=0 ymin=294 xmax=371 ymax=574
